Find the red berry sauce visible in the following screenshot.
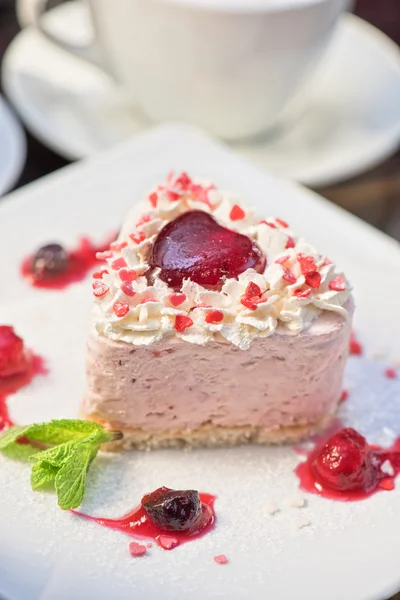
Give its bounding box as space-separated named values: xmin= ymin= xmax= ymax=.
xmin=0 ymin=326 xmax=47 ymax=431
xmin=21 ymin=234 xmax=116 ymax=290
xmin=149 ymin=210 xmax=266 ymax=288
xmin=72 ymin=491 xmax=216 ymax=551
xmin=295 ymin=427 xmax=400 ymax=501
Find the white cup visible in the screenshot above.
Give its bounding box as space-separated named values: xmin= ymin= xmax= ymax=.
xmin=17 ymin=0 xmax=351 ymax=140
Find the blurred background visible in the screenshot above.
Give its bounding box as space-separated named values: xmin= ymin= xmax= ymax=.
xmin=0 ymin=0 xmax=400 ymax=243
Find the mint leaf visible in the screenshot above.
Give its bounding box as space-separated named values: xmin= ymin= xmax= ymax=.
xmin=55 ymin=441 xmax=98 ymax=510
xmin=25 ymin=419 xmax=104 ymax=445
xmin=31 ymin=461 xmax=59 ymax=490
xmin=0 ymin=419 xmax=121 ymax=510
xmin=29 ymin=440 xmax=85 ymax=466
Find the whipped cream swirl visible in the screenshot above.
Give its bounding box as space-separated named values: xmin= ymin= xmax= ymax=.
xmin=92 ymin=172 xmax=351 ymax=350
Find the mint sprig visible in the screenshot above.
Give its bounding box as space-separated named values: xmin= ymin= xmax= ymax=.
xmin=0 ymin=419 xmax=122 ymax=510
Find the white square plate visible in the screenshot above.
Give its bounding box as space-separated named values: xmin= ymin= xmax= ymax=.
xmin=0 ymin=124 xmax=400 ymax=600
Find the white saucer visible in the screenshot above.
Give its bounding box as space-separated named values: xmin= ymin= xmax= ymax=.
xmin=0 ymin=95 xmax=26 ymax=197
xmin=3 ymin=3 xmax=400 ymax=187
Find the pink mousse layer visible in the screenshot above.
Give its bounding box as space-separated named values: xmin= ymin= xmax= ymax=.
xmin=83 ymin=304 xmax=352 ymax=434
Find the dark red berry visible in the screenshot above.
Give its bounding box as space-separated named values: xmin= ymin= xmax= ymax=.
xmin=32 ymin=244 xmax=68 ymax=279
xmin=311 ymin=428 xmax=380 ymax=492
xmin=141 ymin=486 xmax=202 ymax=532
xmin=149 ymin=211 xmax=266 ymax=288
xmin=0 ymin=326 xmax=27 ymax=378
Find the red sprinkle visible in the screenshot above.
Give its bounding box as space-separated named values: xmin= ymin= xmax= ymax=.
xmin=166 ymin=190 xmax=181 ymax=202
xmin=294 ymin=288 xmax=311 ymax=298
xmin=329 ymin=276 xmax=346 ymax=292
xmin=298 ymin=255 xmax=317 ymax=275
xmin=113 ymin=302 xmax=130 ymax=318
xmin=283 ymin=268 xmax=296 ymax=284
xmin=146 ymin=543 xmax=152 ymax=548
xmin=175 ymin=173 xmax=192 ymax=189
xmin=229 ymin=205 xmax=245 ymax=221
xmin=96 ymin=250 xmax=113 ymax=260
xmin=275 ymin=218 xmax=288 ymax=228
xmin=175 ymin=315 xmax=193 ymax=333
xmin=119 ymin=269 xmax=137 ymax=282
xmin=339 ymin=390 xmax=349 ymax=403
xmin=129 ymin=542 xmax=147 ymax=557
xmin=259 ymin=220 xmax=277 ymax=229
xmin=149 ymin=192 xmax=158 ymax=208
xmin=159 ymin=536 xmax=179 ymax=550
xmin=205 ymin=310 xmax=224 ymax=324
xmin=92 ymin=269 xmax=108 ymax=279
xmin=92 ymin=281 xmax=109 ymax=298
xmin=285 ymin=236 xmax=295 ymax=249
xmin=384 ymin=367 xmax=397 ymax=379
xmin=245 ymin=282 xmax=261 ymax=298
xmin=241 ymin=297 xmax=257 ymax=310
xmin=121 ymin=282 xmax=135 ymax=297
xmin=322 ymin=257 xmax=332 ymax=267
xmin=169 ymin=292 xmax=186 ymax=307
xmin=110 ymin=241 xmax=127 ymax=252
xmin=305 ymin=271 xmax=321 ymax=289
xmin=129 ymin=231 xmax=146 ymax=245
xmin=349 ymin=331 xmax=363 ymax=356
xmin=214 ymin=555 xmax=228 ymax=565
xmin=111 ymin=257 xmax=127 ymax=271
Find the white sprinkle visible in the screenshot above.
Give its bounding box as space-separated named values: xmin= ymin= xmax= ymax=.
xmin=285 ymin=493 xmax=306 ymax=508
xmin=264 ymin=502 xmax=280 ymax=515
xmin=295 ymin=515 xmax=310 ymax=529
xmin=381 ymin=460 xmax=395 ymax=476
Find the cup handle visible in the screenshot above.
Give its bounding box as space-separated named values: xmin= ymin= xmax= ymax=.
xmin=16 ymin=0 xmax=103 ymax=68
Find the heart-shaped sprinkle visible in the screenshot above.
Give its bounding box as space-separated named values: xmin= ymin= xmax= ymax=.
xmin=113 ymin=302 xmax=130 ymax=317
xmin=149 ymin=210 xmax=265 ymax=288
xmin=121 ymin=282 xmax=135 ymax=297
xmin=275 ymin=218 xmax=288 ymax=228
xmin=111 ymin=257 xmax=127 ymax=271
xmin=92 ymin=281 xmax=109 ymax=298
xmin=329 ymin=276 xmax=346 ymax=291
xmin=129 ymin=232 xmax=146 ymax=245
xmin=119 ymin=269 xmax=137 ymax=282
xmin=282 ymin=268 xmax=296 ymax=284
xmin=175 ymin=315 xmax=193 ymax=332
xmin=305 ymin=272 xmax=321 ymax=289
xmin=169 ymin=292 xmax=186 ymax=307
xmin=229 ymin=205 xmax=245 ymax=221
xmin=205 ymin=310 xmax=224 ymax=323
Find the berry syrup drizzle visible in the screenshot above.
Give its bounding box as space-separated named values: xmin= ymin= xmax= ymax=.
xmin=0 ymin=326 xmax=47 ymax=431
xmin=72 ymin=492 xmax=216 ymax=551
xmin=295 ymin=426 xmax=400 ymax=501
xmin=21 ymin=234 xmax=116 ymax=290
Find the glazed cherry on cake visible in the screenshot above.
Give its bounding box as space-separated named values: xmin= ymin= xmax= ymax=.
xmin=149 ymin=210 xmax=266 ymax=288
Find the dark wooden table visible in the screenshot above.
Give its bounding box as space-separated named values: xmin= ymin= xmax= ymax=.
xmin=0 ymin=2 xmax=399 ymax=599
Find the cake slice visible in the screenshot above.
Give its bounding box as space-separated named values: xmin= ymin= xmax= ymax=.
xmin=82 ymin=172 xmax=353 ymax=449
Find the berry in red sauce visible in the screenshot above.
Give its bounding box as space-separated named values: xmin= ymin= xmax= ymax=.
xmin=0 ymin=326 xmax=27 ymax=378
xmin=311 ymin=428 xmax=379 ymax=492
xmin=72 ymin=490 xmax=216 ymax=551
xmin=149 ymin=210 xmax=266 ymax=288
xmin=141 ymin=486 xmax=202 ymax=532
xmin=32 ymin=243 xmax=68 ymax=280
xmin=296 ymin=426 xmax=400 ymax=501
